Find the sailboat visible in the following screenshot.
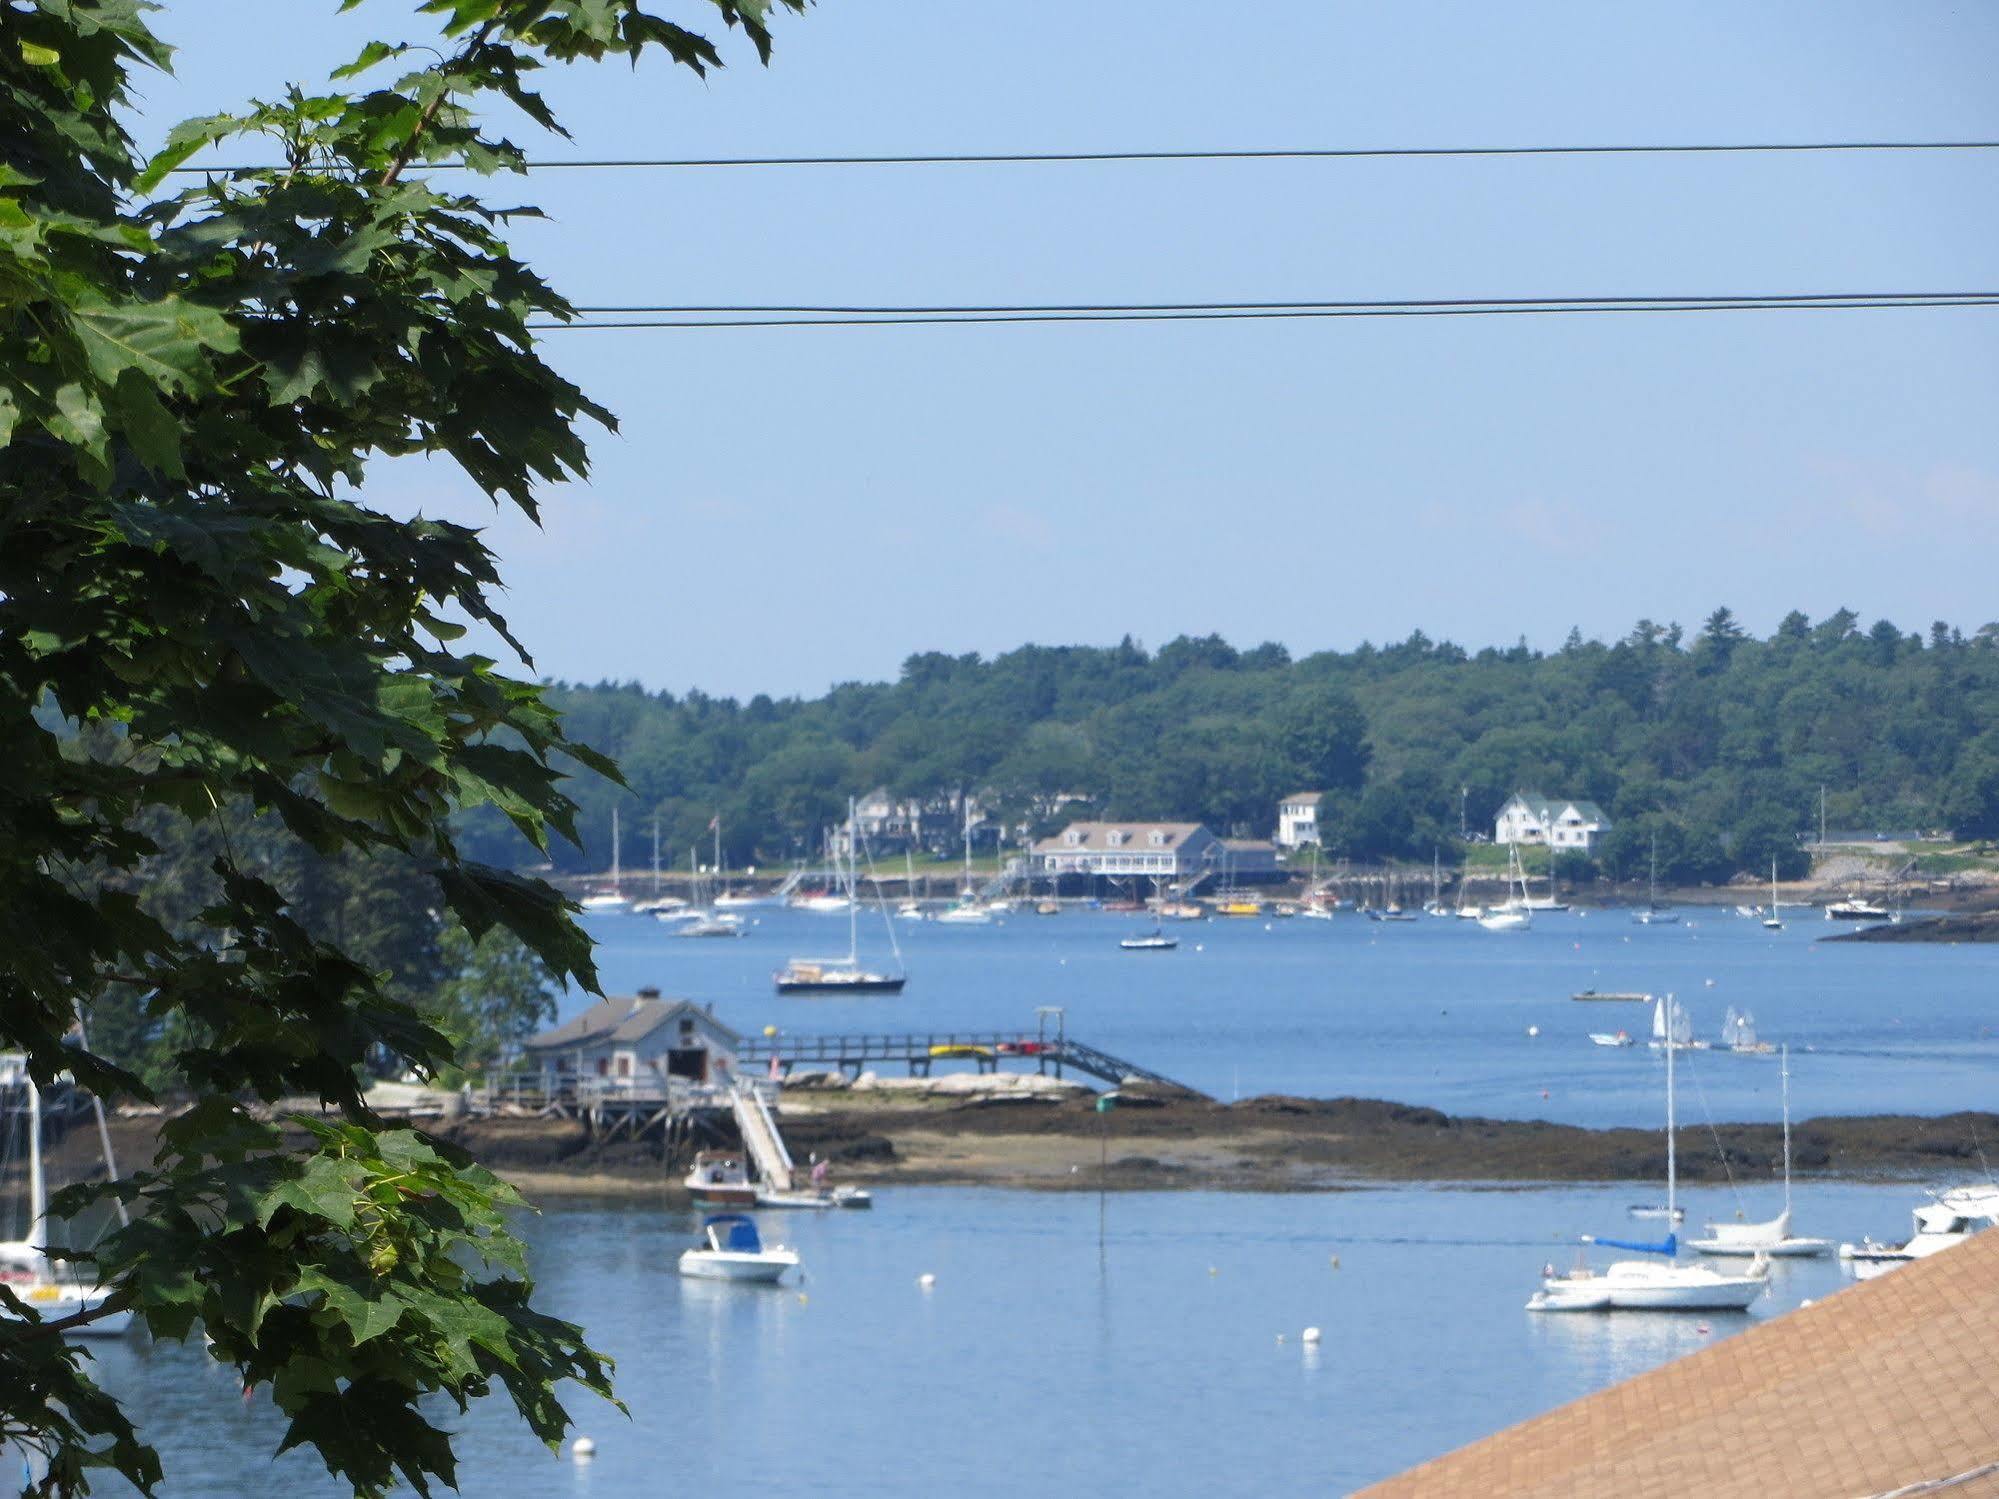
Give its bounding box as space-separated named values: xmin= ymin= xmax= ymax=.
xmin=578 ymin=805 xmax=633 ymax=912
xmin=1527 ymin=1033 xmax=1770 ymax=1312
xmin=1646 ymin=994 xmax=1704 ymax=1052
xmin=934 ymin=801 xmax=993 ymax=925
xmin=1478 ymin=846 xmax=1532 ymax=930
xmin=1630 ymin=832 xmax=1678 ymax=924
xmin=0 ymin=1059 xmax=130 ymax=1336
xmin=1763 ymin=859 xmax=1785 ymax=930
xmin=775 ymin=800 xmax=908 ymax=993
xmin=1688 ymin=1047 xmax=1831 ymax=1257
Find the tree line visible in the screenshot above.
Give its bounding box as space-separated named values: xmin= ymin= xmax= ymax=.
xmin=464 ymin=608 xmax=1999 ymax=886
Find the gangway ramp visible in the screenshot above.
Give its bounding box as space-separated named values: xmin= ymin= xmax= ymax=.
xmin=731 ymin=1079 xmax=795 ymax=1191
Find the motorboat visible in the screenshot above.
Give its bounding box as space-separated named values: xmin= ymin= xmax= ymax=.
xmin=1839 ymin=1186 xmax=1999 ymax=1265
xmin=1589 ymin=1031 xmax=1634 ymax=1048
xmin=1216 ymin=900 xmax=1265 ymax=918
xmin=676 ymin=913 xmax=745 ymax=938
xmin=895 ymin=901 xmax=927 ymax=921
xmin=677 ymin=1214 xmax=800 ymax=1284
xmin=0 ymin=1062 xmax=129 ymax=1338
xmin=1478 ymin=908 xmax=1530 ymax=932
xmin=577 ymin=890 xmax=631 ymax=913
xmin=1687 ymin=1048 xmax=1831 ymax=1258
xmin=790 ymin=891 xmax=852 ymax=914
xmin=631 ymin=895 xmax=688 ymax=916
xmin=683 ymin=1151 xmax=758 ymax=1208
xmin=756 ymin=1185 xmax=872 ymax=1211
xmin=1119 ymin=930 xmax=1178 ymax=951
xmin=933 ymin=902 xmax=993 ymax=925
xmin=714 ymin=890 xmax=778 ymax=910
xmin=1825 ymin=896 xmax=1893 ymax=921
xmin=1529 ymin=1022 xmax=1768 ymax=1312
xmin=1572 ymin=990 xmax=1652 ymax=1003
xmin=1298 ymin=905 xmax=1335 ymax=922
xmin=1035 ymin=900 xmax=1062 ymax=916
xmin=1160 ymin=901 xmax=1207 ymax=921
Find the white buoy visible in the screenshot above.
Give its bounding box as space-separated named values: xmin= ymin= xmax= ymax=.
xmin=571 ymin=1438 xmax=596 ymax=1462
xmin=918 ymin=1273 xmax=936 ymax=1289
xmin=1705 ymin=978 xmax=1716 ymax=987
xmin=1302 ymin=1327 xmax=1322 ymax=1344
xmin=1328 ymin=1254 xmax=1340 ymax=1270
xmin=1527 ymin=1025 xmax=1540 ymax=1038
xmin=1208 ymin=1266 xmax=1219 ymax=1276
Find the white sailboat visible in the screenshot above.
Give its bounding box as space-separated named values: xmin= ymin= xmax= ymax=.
xmin=935 ymin=803 xmax=993 ymax=924
xmin=1688 ymin=1047 xmax=1831 ymax=1257
xmin=578 ymin=805 xmax=632 ymax=912
xmin=0 ymin=1060 xmax=130 ymax=1336
xmin=1646 ymin=994 xmax=1704 ymax=1052
xmin=1763 ymin=859 xmax=1785 ymax=930
xmin=1528 ymin=1035 xmax=1770 ymax=1312
xmin=1478 ymin=846 xmax=1532 ymax=930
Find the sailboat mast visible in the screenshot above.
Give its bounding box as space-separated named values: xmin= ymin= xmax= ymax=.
xmin=1665 ymin=1022 xmax=1678 ymax=1227
xmin=714 ymin=816 xmax=723 ymax=898
xmin=26 ymin=1071 xmax=45 ymax=1257
xmin=1781 ymin=1044 xmax=1793 ymax=1215
xmin=847 ymin=798 xmax=859 ymax=965
xmin=610 ymin=805 xmax=621 ymax=889
xmin=651 ymin=816 xmax=661 ymax=894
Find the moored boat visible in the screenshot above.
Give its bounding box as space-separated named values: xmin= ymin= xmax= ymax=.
xmin=677 ymin=1214 xmax=800 ymax=1283
xmin=684 ymin=1151 xmax=758 ymax=1208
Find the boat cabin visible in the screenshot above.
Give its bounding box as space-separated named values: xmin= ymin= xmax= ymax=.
xmin=524 ymin=988 xmax=742 ymax=1092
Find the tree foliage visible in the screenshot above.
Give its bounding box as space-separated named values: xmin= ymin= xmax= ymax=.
xmin=1 ymin=0 xmax=801 ymax=1492
xmin=488 ymin=613 xmax=1999 ymax=876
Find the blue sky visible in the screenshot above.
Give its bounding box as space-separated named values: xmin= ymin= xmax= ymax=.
xmin=140 ymin=3 xmax=1999 ymax=696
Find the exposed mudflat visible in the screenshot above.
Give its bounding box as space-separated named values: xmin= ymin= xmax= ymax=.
xmin=431 ymin=1092 xmax=1999 ymax=1197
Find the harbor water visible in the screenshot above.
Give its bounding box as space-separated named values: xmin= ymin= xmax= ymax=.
xmin=580 ymin=903 xmax=1999 ymax=1126
xmin=99 ymin=1181 xmax=1949 ymax=1495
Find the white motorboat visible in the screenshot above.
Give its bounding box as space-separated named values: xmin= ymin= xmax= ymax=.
xmin=791 ymin=891 xmax=853 ymax=914
xmin=677 ymin=913 xmax=745 ymax=938
xmin=677 ymin=1214 xmax=800 ymax=1284
xmin=1119 ymin=929 xmax=1178 ymax=951
xmin=1478 ymin=908 xmax=1531 ymax=931
xmin=714 ymin=890 xmax=777 ymax=910
xmin=1688 ymin=1048 xmax=1831 ymax=1258
xmin=1529 ymin=1024 xmax=1768 ymax=1313
xmin=683 ymin=1151 xmax=758 ymax=1208
xmin=1589 ymin=1031 xmax=1634 ymax=1048
xmin=0 ymin=1062 xmax=130 ymax=1338
xmin=1825 ymin=895 xmax=1893 ymax=921
xmin=631 ymin=895 xmax=688 ymax=916
xmin=895 ymin=901 xmax=927 ymax=921
xmin=1839 ymin=1186 xmax=1999 ymax=1265
xmin=933 ymin=902 xmax=993 ymax=926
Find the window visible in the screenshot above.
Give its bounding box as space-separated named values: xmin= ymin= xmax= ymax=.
xmin=1105 ymin=830 xmax=1127 ymax=847
xmin=680 ymin=1018 xmax=695 ymax=1037
xmin=1064 ymin=830 xmax=1084 ymax=847
xmin=1148 ymin=830 xmax=1169 ymax=846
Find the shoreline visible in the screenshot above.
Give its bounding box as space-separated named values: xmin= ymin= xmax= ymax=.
xmin=432 ymin=1091 xmax=1999 ymax=1199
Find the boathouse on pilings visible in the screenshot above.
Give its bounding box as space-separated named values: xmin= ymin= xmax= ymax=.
xmin=524 ymin=988 xmax=742 ymax=1094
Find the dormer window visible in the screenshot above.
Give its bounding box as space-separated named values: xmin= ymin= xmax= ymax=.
xmin=1148 ymin=830 xmax=1168 ymax=847
xmin=1063 ymin=830 xmax=1085 ymax=847
xmin=1105 ymin=830 xmax=1128 ymax=847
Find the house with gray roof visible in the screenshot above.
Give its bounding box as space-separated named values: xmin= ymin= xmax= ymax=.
xmin=523 ymin=987 xmax=741 ymax=1091
xmin=1029 ymin=821 xmax=1223 ymax=883
xmin=1495 ymin=790 xmax=1611 ymax=854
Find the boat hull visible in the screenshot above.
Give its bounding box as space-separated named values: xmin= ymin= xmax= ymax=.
xmin=776 ymin=976 xmax=906 ymax=994
xmin=677 ymin=1249 xmax=799 ymax=1283
xmin=1688 ymin=1237 xmax=1830 ymax=1258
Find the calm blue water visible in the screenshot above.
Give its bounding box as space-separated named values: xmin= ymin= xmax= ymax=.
xmin=97 ymin=1181 xmax=1951 ymax=1495
xmin=578 ymin=905 xmax=1999 ymax=1126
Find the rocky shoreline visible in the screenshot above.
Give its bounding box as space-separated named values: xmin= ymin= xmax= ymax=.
xmin=429 ymin=1085 xmax=1999 ymax=1198
xmin=1824 ymin=912 xmax=1999 ymax=943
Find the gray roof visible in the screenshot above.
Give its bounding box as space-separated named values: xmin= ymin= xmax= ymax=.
xmin=524 ymin=995 xmax=741 ymax=1052
xmin=1504 ymin=790 xmax=1608 ymax=825
xmin=1281 ymin=791 xmax=1324 ymax=806
xmin=1031 ymin=821 xmax=1210 ymax=854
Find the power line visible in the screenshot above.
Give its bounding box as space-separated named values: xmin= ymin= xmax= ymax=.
xmin=165 ymin=138 xmax=1999 ymax=175
xmin=567 ymin=290 xmax=1999 ymax=315
xmin=532 ymin=291 xmax=1999 ymax=331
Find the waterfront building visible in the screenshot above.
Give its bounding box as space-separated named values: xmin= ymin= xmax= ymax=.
xmin=1220 ymin=838 xmax=1281 ymax=878
xmin=1359 ymin=1209 xmax=1999 ymax=1498
xmin=1494 ymin=790 xmax=1610 ymax=854
xmin=524 ymin=987 xmax=742 ymax=1089
xmin=1029 ymin=822 xmax=1223 ymax=883
xmin=1275 ymin=791 xmax=1324 ymax=849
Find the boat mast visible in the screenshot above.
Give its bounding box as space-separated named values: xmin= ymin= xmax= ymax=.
xmin=26 ymin=1070 xmax=44 ymax=1259
xmin=1781 ymin=1043 xmax=1793 ymax=1217
xmin=846 ymin=797 xmax=859 ymax=966
xmin=610 ymin=804 xmax=621 ymax=890
xmin=651 ymin=815 xmax=662 ymax=894
xmin=1665 ymin=1018 xmax=1678 ymax=1229
xmin=714 ymin=815 xmax=724 ymax=900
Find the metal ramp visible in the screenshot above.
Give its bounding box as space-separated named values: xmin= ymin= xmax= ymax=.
xmin=731 ymin=1079 xmax=795 ymax=1191
xmin=773 ymin=865 xmax=808 ymax=898
xmin=1052 ymin=1040 xmax=1200 ymax=1095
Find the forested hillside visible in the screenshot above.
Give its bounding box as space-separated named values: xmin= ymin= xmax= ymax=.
xmin=464 ymin=609 xmax=1999 ymax=883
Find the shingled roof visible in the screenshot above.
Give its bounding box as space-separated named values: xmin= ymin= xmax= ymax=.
xmin=1357 ymin=1228 xmax=1999 ymax=1498
xmin=523 ymin=994 xmax=740 ymax=1052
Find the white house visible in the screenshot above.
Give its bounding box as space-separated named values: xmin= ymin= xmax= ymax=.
xmin=1494 ymin=791 xmax=1611 ymax=854
xmin=524 ymin=988 xmax=742 ymax=1090
xmin=1275 ymin=792 xmax=1324 ymax=849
